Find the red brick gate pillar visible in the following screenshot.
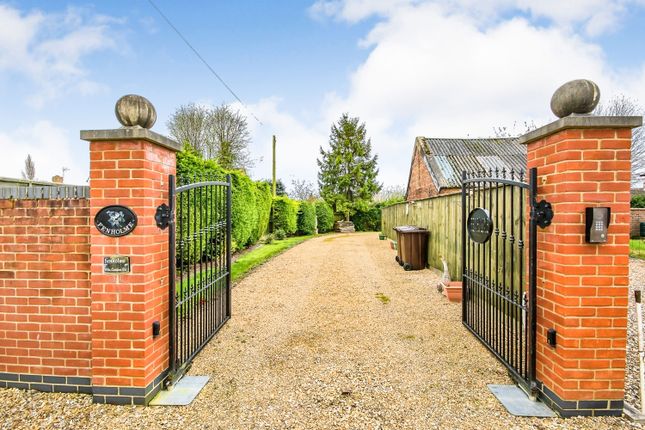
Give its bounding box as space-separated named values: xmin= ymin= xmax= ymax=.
xmin=518 ymin=114 xmax=642 ymax=416
xmin=81 ymin=95 xmax=180 ymax=405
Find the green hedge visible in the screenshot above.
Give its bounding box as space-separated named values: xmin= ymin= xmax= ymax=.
xmin=273 ymin=196 xmax=298 ymax=235
xmin=315 ymin=200 xmax=334 ymax=233
xmin=230 ymin=171 xmax=258 ymax=249
xmin=176 ymin=149 xmax=271 ymax=256
xmin=351 ymin=204 xmax=381 ymax=232
xmin=253 ymin=182 xmax=272 ymax=243
xmin=633 ymin=194 xmax=645 ymax=208
xmin=297 ymin=201 xmax=317 ymax=235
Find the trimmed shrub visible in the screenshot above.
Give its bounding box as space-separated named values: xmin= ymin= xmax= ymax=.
xmin=274 ymin=229 xmax=286 ymax=240
xmin=252 ymin=181 xmax=272 ymax=243
xmin=176 ymin=149 xmax=271 ymax=254
xmin=297 ymin=201 xmax=317 ymax=235
xmin=351 ymin=204 xmax=381 ymax=232
xmin=315 ymin=200 xmax=334 ymax=233
xmin=273 ymin=196 xmax=298 ymax=235
xmin=229 ymin=171 xmax=258 ymax=250
xmin=632 ymin=194 xmax=645 ymax=208
xmin=176 ymin=150 xmax=226 ymax=262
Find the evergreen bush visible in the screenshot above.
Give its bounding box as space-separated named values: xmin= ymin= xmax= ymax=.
xmin=315 ymin=200 xmax=334 ymax=233
xmin=351 ymin=204 xmax=381 ymax=232
xmin=632 ymin=194 xmax=645 ymax=208
xmin=274 ymin=229 xmax=286 ymax=240
xmin=252 ymin=181 xmax=272 ymax=243
xmin=176 ymin=149 xmax=271 ymax=256
xmin=297 ymin=201 xmax=317 ymax=235
xmin=273 ymin=196 xmax=298 ymax=235
xmin=229 ymin=171 xmax=258 ymax=249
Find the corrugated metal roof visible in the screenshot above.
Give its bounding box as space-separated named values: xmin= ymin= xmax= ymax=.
xmin=421 ymin=137 xmax=526 ymax=189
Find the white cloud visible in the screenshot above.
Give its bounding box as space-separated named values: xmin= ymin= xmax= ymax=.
xmin=310 ymin=0 xmax=645 ymax=36
xmin=0 ymin=121 xmax=87 ymax=185
xmin=301 ymin=0 xmax=645 ymax=186
xmin=236 ymin=98 xmax=328 ymax=185
xmin=0 ymin=5 xmax=122 ymax=108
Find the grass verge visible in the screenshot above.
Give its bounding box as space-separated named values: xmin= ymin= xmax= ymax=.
xmin=232 ymin=235 xmax=314 ymax=283
xmin=631 ymin=239 xmax=645 ymax=259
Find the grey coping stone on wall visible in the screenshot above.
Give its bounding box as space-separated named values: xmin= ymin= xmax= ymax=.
xmin=516 ymin=115 xmax=642 ymax=146
xmin=80 ymin=127 xmax=181 ymax=152
xmin=488 ymin=384 xmax=556 ymax=417
xmin=149 ymin=376 xmax=210 ymax=406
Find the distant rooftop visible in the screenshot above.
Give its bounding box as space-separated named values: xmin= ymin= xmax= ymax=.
xmin=419 ymin=137 xmax=527 ymax=189
xmin=0 ymin=176 xmax=61 ymax=187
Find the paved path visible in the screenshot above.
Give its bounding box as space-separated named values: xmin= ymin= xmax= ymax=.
xmin=0 ymin=233 xmax=640 ymax=429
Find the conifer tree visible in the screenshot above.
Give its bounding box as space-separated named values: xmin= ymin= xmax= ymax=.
xmin=317 ymin=113 xmax=381 ymax=220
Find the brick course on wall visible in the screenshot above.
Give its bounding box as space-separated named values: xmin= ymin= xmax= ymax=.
xmin=631 ymin=208 xmax=645 ymax=237
xmin=406 ymin=144 xmax=438 ymax=201
xmin=526 ymin=127 xmax=632 ymax=416
xmin=0 ymin=199 xmax=91 ymax=380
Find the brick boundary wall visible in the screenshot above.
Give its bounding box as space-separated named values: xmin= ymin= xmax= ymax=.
xmin=631 ymin=208 xmax=645 ymax=238
xmin=519 ymin=115 xmax=642 ymax=417
xmin=0 ymin=199 xmax=91 ymax=393
xmin=0 ymin=106 xmax=180 ymax=405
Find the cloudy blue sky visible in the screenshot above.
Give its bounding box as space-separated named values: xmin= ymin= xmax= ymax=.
xmin=1 ymin=0 xmax=644 ymax=188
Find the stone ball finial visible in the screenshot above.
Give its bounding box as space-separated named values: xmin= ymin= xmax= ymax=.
xmin=550 ymin=79 xmax=600 ymax=118
xmin=115 ymin=94 xmax=157 ymax=129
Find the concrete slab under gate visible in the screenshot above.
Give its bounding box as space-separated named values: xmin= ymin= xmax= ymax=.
xmin=488 ymin=384 xmax=556 ymax=417
xmin=149 ymin=376 xmax=210 ymax=406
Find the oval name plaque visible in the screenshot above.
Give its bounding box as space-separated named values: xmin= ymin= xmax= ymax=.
xmin=94 ymin=205 xmax=138 ymax=237
xmin=467 ymin=208 xmax=493 ymax=244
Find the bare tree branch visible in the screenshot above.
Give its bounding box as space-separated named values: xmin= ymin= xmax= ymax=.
xmin=167 ymin=103 xmax=254 ymax=171
xmin=594 ymin=95 xmax=644 ymax=185
xmin=289 ymin=179 xmax=318 ymax=201
xmin=21 ymin=154 xmax=35 ymax=180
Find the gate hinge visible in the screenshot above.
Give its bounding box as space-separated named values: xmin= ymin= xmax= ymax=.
xmin=155 ymin=203 xmax=171 ymax=229
xmin=534 ymin=200 xmax=554 ymax=229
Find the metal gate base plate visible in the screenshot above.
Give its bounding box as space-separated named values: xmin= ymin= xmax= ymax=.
xmin=488 ymin=384 xmax=555 ymax=417
xmin=150 ymin=376 xmax=210 ymax=406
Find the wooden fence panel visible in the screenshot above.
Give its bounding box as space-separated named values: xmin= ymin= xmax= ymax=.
xmin=381 ymin=193 xmax=463 ymax=280
xmin=381 ymin=185 xmax=526 ymax=282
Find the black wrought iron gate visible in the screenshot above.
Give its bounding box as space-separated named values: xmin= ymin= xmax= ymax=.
xmin=163 ymin=174 xmax=232 ymax=386
xmin=461 ymin=167 xmax=551 ymax=396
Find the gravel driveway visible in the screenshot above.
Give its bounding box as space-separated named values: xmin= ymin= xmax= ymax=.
xmin=0 ymin=233 xmax=642 ymax=429
xmin=626 ymin=258 xmax=645 ymax=409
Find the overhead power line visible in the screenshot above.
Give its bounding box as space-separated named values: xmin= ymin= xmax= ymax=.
xmin=147 ymin=0 xmax=262 ymax=125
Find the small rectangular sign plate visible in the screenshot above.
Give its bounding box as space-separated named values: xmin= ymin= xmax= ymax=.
xmin=104 ymin=256 xmax=130 ymax=274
